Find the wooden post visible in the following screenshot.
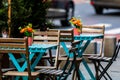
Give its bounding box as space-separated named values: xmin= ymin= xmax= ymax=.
xmin=8 ymin=0 xmax=11 ymax=38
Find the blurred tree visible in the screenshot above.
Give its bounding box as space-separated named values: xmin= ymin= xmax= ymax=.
xmin=0 ymin=0 xmax=50 ymax=37
xmin=0 ymin=0 xmax=8 ymax=36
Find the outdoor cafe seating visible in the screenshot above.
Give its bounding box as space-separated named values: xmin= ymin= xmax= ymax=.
xmin=45 ymin=26 xmax=105 ymax=80
xmin=0 ymin=25 xmax=114 ymax=80
xmin=0 ymin=30 xmax=61 ymax=80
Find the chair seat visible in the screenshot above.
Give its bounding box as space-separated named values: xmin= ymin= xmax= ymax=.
xmin=2 ymin=68 xmax=16 ymax=72
xmin=35 ymin=66 xmax=56 ymax=69
xmin=37 ymin=69 xmax=63 ymax=76
xmin=88 ymin=56 xmax=112 ymax=62
xmin=3 ymin=71 xmax=40 ymax=77
xmin=42 ymin=55 xmax=56 ymax=59
xmin=83 ymin=53 xmax=102 ymax=57
xmin=58 ymin=57 xmax=82 ymax=61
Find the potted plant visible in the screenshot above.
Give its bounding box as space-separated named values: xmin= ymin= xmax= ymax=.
xmin=69 ymin=17 xmax=82 ymax=35
xmin=19 ymin=23 xmax=34 ymax=46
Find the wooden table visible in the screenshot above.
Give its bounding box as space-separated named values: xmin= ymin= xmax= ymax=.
xmin=8 ymin=44 xmax=58 ymax=80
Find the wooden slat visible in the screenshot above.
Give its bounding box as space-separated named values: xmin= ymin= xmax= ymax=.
xmin=37 ymin=69 xmax=63 ymax=76
xmin=35 ymin=66 xmax=56 ymax=69
xmin=82 ymin=29 xmax=104 ymax=34
xmin=0 ymin=50 xmax=26 ymax=54
xmin=0 ymin=43 xmax=26 ymax=48
xmin=48 ymin=29 xmax=74 ymax=42
xmin=0 ymin=38 xmax=26 ymax=43
xmin=60 ymin=35 xmax=73 ymax=38
xmin=3 ymin=71 xmax=40 ymax=76
xmin=34 ymin=36 xmax=59 ymax=41
xmin=83 ymin=25 xmax=104 ymax=29
xmin=33 ymin=42 xmax=58 ymax=44
xmin=58 ymin=57 xmax=82 ymax=61
xmin=2 ymin=68 xmax=15 ymax=72
xmin=34 ymin=31 xmax=59 ymax=36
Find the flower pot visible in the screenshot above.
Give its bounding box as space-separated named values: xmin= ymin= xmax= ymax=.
xmin=28 ymin=37 xmax=33 ymax=46
xmin=24 ymin=37 xmax=33 ymax=46
xmin=73 ymin=28 xmax=81 ymax=35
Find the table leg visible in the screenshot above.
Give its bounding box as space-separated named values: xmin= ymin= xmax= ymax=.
xmin=31 ymin=52 xmax=45 ymax=70
xmin=82 ymin=58 xmax=96 ymax=80
xmin=78 ymin=69 xmax=86 ymax=80
xmin=93 ymin=61 xmax=99 ymax=80
xmin=72 ymin=65 xmax=86 ymax=80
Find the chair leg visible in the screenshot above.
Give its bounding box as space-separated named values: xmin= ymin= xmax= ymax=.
xmin=75 ymin=61 xmax=81 ymax=80
xmin=93 ymin=60 xmax=112 ymax=80
xmin=97 ymin=67 xmax=108 ymax=80
xmin=98 ymin=62 xmax=112 ymax=80
xmin=92 ymin=60 xmax=99 ymax=80
xmin=72 ymin=70 xmax=76 ymax=80
xmin=72 ymin=60 xmax=81 ymax=80
xmin=97 ymin=62 xmax=108 ymax=80
xmin=0 ymin=54 xmax=3 ymax=80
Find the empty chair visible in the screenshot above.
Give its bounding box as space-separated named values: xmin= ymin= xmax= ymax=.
xmin=82 ymin=25 xmax=105 ymax=57
xmin=33 ymin=30 xmax=60 ymax=69
xmin=37 ymin=40 xmax=82 ymax=80
xmin=49 ymin=29 xmax=82 ymax=80
xmin=35 ymin=29 xmax=82 ymax=80
xmin=88 ymin=39 xmax=120 ymax=80
xmin=0 ymin=37 xmax=40 ymax=80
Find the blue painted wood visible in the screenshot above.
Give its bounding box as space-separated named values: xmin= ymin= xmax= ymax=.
xmin=74 ymin=34 xmax=103 ymax=40
xmin=31 ymin=52 xmax=45 ymax=70
xmin=8 ymin=53 xmax=22 ymax=72
xmin=60 ymin=42 xmax=74 ymax=58
xmin=78 ymin=40 xmax=91 ymax=57
xmin=78 ymin=69 xmax=86 ymax=80
xmin=82 ymin=58 xmax=96 ymax=80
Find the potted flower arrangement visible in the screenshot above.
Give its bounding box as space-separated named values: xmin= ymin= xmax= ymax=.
xmin=18 ymin=23 xmax=34 ymax=46
xmin=69 ymin=17 xmax=82 ymax=35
